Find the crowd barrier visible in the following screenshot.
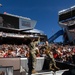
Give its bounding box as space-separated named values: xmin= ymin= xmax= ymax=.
xmin=20 ymin=57 xmax=44 ymax=71
xmin=0 ymin=57 xmax=45 ymax=75
xmin=0 ymin=58 xmax=20 ymax=70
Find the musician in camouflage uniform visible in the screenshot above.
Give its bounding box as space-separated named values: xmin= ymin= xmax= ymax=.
xmin=28 ymin=37 xmax=40 ymax=74
xmin=45 ymin=41 xmax=59 ymax=71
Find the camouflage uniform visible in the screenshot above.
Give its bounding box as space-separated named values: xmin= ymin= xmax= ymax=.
xmin=45 ymin=41 xmax=59 ymax=71
xmin=28 ymin=37 xmax=40 ymax=74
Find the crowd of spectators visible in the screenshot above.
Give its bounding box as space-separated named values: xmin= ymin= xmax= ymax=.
xmin=0 ymin=43 xmax=75 ymax=65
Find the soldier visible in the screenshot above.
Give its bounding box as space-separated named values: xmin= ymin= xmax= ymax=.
xmin=28 ymin=37 xmax=40 ymax=74
xmin=45 ymin=41 xmax=59 ymax=71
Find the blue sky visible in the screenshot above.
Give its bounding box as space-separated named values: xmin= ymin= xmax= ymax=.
xmin=0 ymin=0 xmax=75 ymax=42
